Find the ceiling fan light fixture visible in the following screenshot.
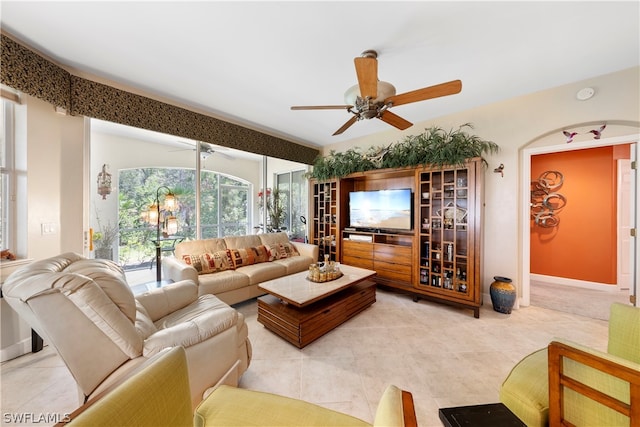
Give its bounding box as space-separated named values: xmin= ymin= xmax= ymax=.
xmin=291 ymin=50 xmax=461 ymax=135
xmin=344 ymin=80 xmax=396 ymax=106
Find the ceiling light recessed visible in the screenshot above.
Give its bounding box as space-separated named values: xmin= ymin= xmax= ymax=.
xmin=576 ymin=87 xmax=595 ymax=101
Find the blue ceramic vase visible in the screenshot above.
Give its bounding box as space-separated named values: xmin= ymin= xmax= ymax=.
xmin=490 ymin=276 xmax=516 ymax=314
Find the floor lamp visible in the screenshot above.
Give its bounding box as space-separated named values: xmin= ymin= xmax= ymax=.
xmin=146 ymin=186 xmax=178 ymax=282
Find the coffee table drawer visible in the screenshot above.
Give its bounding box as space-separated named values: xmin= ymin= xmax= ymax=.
xmin=258 ymin=280 xmax=376 ymax=348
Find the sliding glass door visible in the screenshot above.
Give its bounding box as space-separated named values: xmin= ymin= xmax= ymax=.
xmin=276 ymin=169 xmax=307 ymax=242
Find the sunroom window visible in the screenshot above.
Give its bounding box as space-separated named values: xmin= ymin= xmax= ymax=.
xmin=117 ymin=167 xmax=249 ymax=270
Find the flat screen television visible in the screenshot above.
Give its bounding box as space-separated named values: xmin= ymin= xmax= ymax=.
xmin=348 ymin=188 xmax=413 ymax=231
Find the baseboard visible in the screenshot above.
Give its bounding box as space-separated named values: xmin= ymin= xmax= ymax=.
xmin=0 ymin=337 xmax=32 ymax=362
xmin=531 ymin=274 xmax=619 ymax=292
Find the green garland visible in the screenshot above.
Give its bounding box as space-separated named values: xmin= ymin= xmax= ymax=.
xmin=308 ymin=123 xmax=499 ymax=181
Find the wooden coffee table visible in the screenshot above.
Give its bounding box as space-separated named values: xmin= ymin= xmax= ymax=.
xmin=257 ymin=264 xmax=376 ymax=348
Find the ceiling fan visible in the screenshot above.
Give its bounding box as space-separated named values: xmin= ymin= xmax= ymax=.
xmin=291 ymin=50 xmax=462 ymax=136
xmin=171 ymin=141 xmax=233 ymax=160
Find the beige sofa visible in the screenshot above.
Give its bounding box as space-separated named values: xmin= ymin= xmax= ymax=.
xmin=163 ymin=232 xmax=319 ymax=305
xmin=2 ymin=253 xmax=251 ymax=409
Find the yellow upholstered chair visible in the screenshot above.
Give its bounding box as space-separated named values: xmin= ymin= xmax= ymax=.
xmin=500 ymin=302 xmax=640 ymax=426
xmin=59 ymin=346 xmax=417 ymax=427
xmin=58 ymin=347 xmax=193 ymax=427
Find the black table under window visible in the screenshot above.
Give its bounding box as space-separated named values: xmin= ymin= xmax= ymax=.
xmin=439 ymin=403 xmax=526 ymax=427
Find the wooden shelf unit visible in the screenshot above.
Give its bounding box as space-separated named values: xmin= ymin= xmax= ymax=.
xmin=309 ymin=160 xmax=483 ymax=317
xmin=310 ymin=179 xmax=339 ymax=262
xmin=415 ymin=160 xmax=482 ymax=318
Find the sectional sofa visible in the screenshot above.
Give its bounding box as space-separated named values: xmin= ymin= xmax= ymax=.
xmin=163 ymin=232 xmax=319 ymax=305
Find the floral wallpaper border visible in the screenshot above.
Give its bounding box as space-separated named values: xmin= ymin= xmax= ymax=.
xmin=0 ymin=34 xmax=319 ymax=165
xmin=1 ymin=34 xmax=71 ymax=110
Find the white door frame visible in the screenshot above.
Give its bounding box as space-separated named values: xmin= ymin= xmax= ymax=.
xmin=617 ymin=159 xmax=632 ymax=291
xmin=631 ymin=143 xmax=639 ymax=306
xmin=520 ymin=134 xmax=639 ymax=307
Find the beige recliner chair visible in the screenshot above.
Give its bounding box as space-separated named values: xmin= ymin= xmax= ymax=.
xmin=2 ymin=252 xmax=252 ymax=409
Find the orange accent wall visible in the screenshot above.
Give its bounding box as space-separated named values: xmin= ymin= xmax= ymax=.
xmin=531 ymin=146 xmax=620 ymax=284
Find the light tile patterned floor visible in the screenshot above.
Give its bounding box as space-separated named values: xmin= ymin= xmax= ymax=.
xmin=530 ymin=279 xmax=630 ymax=321
xmin=1 ymin=278 xmax=611 ymax=427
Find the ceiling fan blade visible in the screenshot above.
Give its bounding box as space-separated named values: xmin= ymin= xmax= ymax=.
xmin=354 ymin=56 xmax=378 ymax=99
xmin=333 ymin=115 xmax=358 ymax=136
xmin=291 ymin=105 xmax=352 ymax=110
xmin=214 ymin=151 xmax=234 ymax=161
xmin=379 ymin=110 xmax=413 ymax=130
xmin=386 ymin=80 xmax=462 ymax=107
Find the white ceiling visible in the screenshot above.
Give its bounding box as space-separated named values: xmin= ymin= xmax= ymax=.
xmin=1 ymin=1 xmax=638 ymax=150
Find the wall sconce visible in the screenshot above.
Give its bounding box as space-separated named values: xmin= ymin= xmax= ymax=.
xmin=143 ymin=186 xmax=178 ymax=282
xmin=494 ymin=163 xmax=504 ymax=177
xmin=96 ymin=164 xmax=112 ymax=199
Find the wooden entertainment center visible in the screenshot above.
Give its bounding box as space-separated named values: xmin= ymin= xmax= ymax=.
xmin=310 ymin=158 xmax=483 ymax=317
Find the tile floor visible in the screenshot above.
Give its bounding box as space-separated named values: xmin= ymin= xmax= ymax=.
xmin=1 ymin=270 xmax=612 ymax=427
xmin=529 ymin=279 xmax=630 ymax=321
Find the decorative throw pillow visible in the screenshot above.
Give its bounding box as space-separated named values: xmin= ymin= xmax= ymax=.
xmin=263 ymin=244 xmax=275 ymax=261
xmin=265 ymin=243 xmax=284 ymax=261
xmin=280 ymin=241 xmax=299 ymax=258
xmin=202 ymin=250 xmax=235 ymax=273
xmin=249 ymin=245 xmax=270 ymax=263
xmin=182 ymin=254 xmax=206 ymax=273
xmin=266 ymin=242 xmax=299 ymax=260
xmin=228 ymin=248 xmax=249 ymax=269
xmin=182 ymin=250 xmax=234 ymax=274
xmin=210 ymin=249 xmax=235 ymax=271
xmin=229 ymin=245 xmax=269 ymax=269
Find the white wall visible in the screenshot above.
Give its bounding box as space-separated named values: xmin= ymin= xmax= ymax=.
xmin=1 ymin=95 xmax=84 ymax=360
xmin=21 ymin=95 xmax=85 ymax=259
xmin=322 ymin=66 xmax=640 ymax=301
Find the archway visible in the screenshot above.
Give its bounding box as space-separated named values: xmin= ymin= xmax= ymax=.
xmin=519 ymin=123 xmax=639 ymax=309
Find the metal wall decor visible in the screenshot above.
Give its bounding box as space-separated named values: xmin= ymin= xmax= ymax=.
xmin=531 ymin=170 xmax=566 ymax=227
xmin=562 ymin=124 xmax=606 ymax=143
